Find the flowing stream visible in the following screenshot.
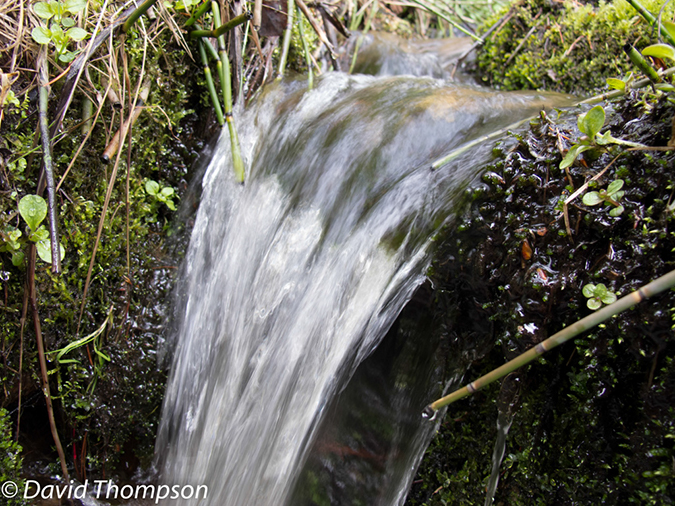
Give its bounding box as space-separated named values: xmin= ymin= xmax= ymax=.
xmin=155 ymin=65 xmax=570 ymax=505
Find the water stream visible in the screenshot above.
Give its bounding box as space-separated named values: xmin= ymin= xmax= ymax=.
xmin=155 ymin=65 xmax=570 ymax=505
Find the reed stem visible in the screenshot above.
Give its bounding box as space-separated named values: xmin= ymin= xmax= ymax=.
xmin=185 ymin=0 xmax=212 ymax=27
xmin=624 ymin=43 xmax=661 ymax=83
xmin=212 ymin=1 xmax=246 ymax=183
xmin=624 ymin=0 xmax=675 ymax=47
xmin=198 ymin=40 xmax=225 ymax=125
xmin=190 ymin=11 xmax=252 ymax=39
xmin=425 ymin=268 xmax=675 ymax=414
xmin=122 ymin=0 xmax=158 ymax=33
xmin=297 ymin=4 xmax=314 ymax=90
xmin=278 ymin=0 xmax=296 ymax=79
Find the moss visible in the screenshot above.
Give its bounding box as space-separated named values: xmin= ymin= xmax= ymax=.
xmin=407 ymin=90 xmax=675 ymax=505
xmin=472 ymin=0 xmax=675 ymax=95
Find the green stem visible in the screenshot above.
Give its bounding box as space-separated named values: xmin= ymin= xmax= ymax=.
xmin=425 ymin=268 xmax=675 ymax=414
xmin=190 ymin=11 xmax=252 ymax=39
xmin=212 ymin=2 xmax=245 ymax=183
xmin=624 ymin=0 xmax=675 ymax=47
xmin=409 ymin=0 xmax=482 ymax=42
xmin=624 ymin=43 xmax=661 ymax=83
xmin=122 ymin=0 xmax=158 ymax=33
xmin=198 ymin=40 xmax=224 ymax=125
xmin=185 ymin=0 xmax=212 ymax=27
xmin=278 ymin=0 xmax=296 ymax=79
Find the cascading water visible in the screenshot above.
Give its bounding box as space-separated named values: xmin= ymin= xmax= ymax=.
xmin=155 ymin=71 xmax=570 ymax=505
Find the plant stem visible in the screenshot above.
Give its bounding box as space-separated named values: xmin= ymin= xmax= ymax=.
xmin=297 ymin=4 xmax=314 ymax=90
xmin=624 ymin=0 xmax=675 ymax=47
xmin=624 ymin=43 xmax=661 ymax=83
xmin=190 ymin=11 xmax=252 ymax=39
xmin=198 ymin=40 xmax=225 ymax=125
xmin=278 ymin=0 xmax=296 ymax=79
xmin=425 ymin=268 xmax=675 ymax=414
xmin=185 ymin=0 xmax=212 ymax=27
xmin=27 ymin=244 xmax=69 ymax=482
xmin=122 ymin=0 xmax=158 ymax=33
xmin=212 ymin=1 xmax=246 ymax=183
xmin=37 ymin=48 xmax=61 ymax=274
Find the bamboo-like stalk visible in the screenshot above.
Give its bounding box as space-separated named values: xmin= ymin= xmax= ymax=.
xmin=198 ymin=40 xmax=225 ymax=125
xmin=624 ymin=43 xmax=661 ymax=83
xmin=253 ymin=0 xmax=263 ymax=30
xmin=37 ymin=49 xmax=61 ymax=274
xmin=189 ymin=11 xmax=252 ymax=39
xmin=185 ymin=0 xmax=213 ymax=27
xmin=624 ymin=0 xmax=675 ymax=47
xmin=122 ymin=0 xmax=159 ymax=33
xmin=213 ymin=1 xmax=246 ymax=183
xmin=425 ymin=268 xmax=675 ymax=415
xmin=278 ymin=0 xmax=296 ymax=79
xmin=297 ymin=4 xmax=314 ymax=90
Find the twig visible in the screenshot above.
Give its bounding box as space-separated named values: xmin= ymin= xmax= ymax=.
xmin=37 ymin=48 xmax=61 ymax=274
xmin=27 ymin=244 xmax=70 ymax=482
xmin=425 ymin=268 xmax=675 ymax=414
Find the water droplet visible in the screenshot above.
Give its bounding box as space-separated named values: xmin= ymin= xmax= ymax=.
xmin=422 ymin=406 xmax=436 ymax=420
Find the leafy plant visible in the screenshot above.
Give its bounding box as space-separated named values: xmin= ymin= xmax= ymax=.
xmin=582 ymin=179 xmax=626 ymax=216
xmin=31 ymin=0 xmax=89 ymax=63
xmin=145 ymin=179 xmax=177 ymax=211
xmin=560 ymin=106 xmax=644 ymax=170
xmin=582 ymin=282 xmax=617 ymax=310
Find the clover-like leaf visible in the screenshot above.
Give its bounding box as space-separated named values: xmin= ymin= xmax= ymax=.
xmin=642 ymin=43 xmax=675 ymax=61
xmin=66 ymin=27 xmax=88 ymax=41
xmin=145 ymin=180 xmax=160 ymax=195
xmin=578 ymin=105 xmax=605 ymax=139
xmin=600 ymin=290 xmax=617 ymax=305
xmin=31 ymin=26 xmax=52 ymax=45
xmin=33 ymin=2 xmax=55 ymax=19
xmin=29 ymin=225 xmax=50 ymax=243
xmin=19 ymin=195 xmax=48 ymax=231
xmin=64 ymin=0 xmax=87 ymax=14
xmin=587 ymin=297 xmax=602 ymax=310
xmin=582 ymin=191 xmax=602 ymax=206
xmin=582 ymin=283 xmax=596 ymax=298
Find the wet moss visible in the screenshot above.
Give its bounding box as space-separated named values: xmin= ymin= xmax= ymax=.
xmin=407 ymin=90 xmax=675 ymax=504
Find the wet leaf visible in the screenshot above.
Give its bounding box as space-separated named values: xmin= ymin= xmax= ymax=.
xmin=642 ymin=43 xmax=675 ymax=61
xmin=19 ymin=195 xmax=47 ymax=231
xmin=145 ymin=180 xmax=160 ymax=195
xmin=582 ymin=283 xmax=596 ymax=298
xmin=600 ymin=291 xmax=617 ymax=305
xmin=606 ymin=78 xmax=625 ymax=90
xmin=587 ymin=298 xmax=602 ymax=310
xmin=36 ymin=239 xmax=65 ymax=264
xmin=582 ymin=191 xmax=602 ymax=206
xmin=578 ymin=105 xmax=605 ymax=139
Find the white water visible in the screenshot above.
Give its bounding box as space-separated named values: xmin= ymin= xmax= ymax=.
xmin=155 ymin=72 xmax=569 ymax=505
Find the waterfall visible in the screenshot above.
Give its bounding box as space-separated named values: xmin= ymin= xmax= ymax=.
xmin=155 ymin=72 xmax=569 ymax=505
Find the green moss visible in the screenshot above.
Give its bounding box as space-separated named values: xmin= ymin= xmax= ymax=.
xmin=473 ymin=0 xmax=675 ymax=95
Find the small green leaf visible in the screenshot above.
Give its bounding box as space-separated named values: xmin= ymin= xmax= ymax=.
xmin=19 ymin=195 xmax=48 ymax=231
xmin=607 ymin=179 xmax=624 ymax=195
xmin=11 ymin=251 xmax=25 ymax=268
xmin=582 ymin=284 xmax=596 ymax=298
xmin=29 ymin=225 xmax=50 ymax=243
xmin=642 ymin=43 xmax=675 ymax=61
xmin=663 ymin=20 xmax=675 ymax=43
xmin=609 ymin=204 xmax=624 ymax=217
xmin=33 ymin=2 xmax=55 ymax=19
xmin=160 ymin=187 xmax=175 ymax=197
xmin=66 ymin=27 xmax=88 ymax=41
xmin=145 ymin=180 xmax=160 ymax=195
xmin=600 ymin=291 xmax=617 ymax=305
xmin=64 ymin=0 xmax=87 ymax=14
xmin=560 ymin=144 xmax=593 ymax=170
xmin=606 ymin=78 xmax=625 ymax=91
xmin=165 ymin=200 xmax=177 ymax=211
xmin=582 ymin=191 xmax=602 ymax=206
xmin=31 ymin=26 xmax=53 ymax=45
xmin=587 ymin=298 xmax=602 ymax=310
xmin=36 ymin=239 xmax=65 ymax=264
xmin=579 ymin=105 xmax=605 ymax=139
xmin=58 ymin=51 xmax=77 ymax=63
xmin=61 ymin=17 xmax=75 ymax=27
xmin=594 ymin=283 xmax=608 ymax=297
